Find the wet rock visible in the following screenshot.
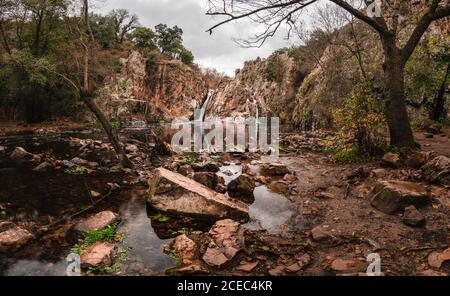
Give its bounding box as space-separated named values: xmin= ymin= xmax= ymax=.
xmin=381 ymin=153 xmax=401 ymax=168
xmin=428 ymin=248 xmax=450 ymax=269
xmin=268 ymin=181 xmax=291 ymax=196
xmin=194 ymin=172 xmax=226 ymax=193
xmin=371 ymin=180 xmax=430 ymax=214
xmin=422 ymin=156 xmax=450 ymax=186
xmin=148 ymin=168 xmax=249 ymax=219
xmin=165 ymin=234 xmax=197 ymax=260
xmin=74 ymin=211 xmax=119 ymax=234
xmin=33 ymin=162 xmax=53 ymax=172
xmin=403 ymin=206 xmax=426 ymax=227
xmin=227 ymin=174 xmax=256 ymax=200
xmin=331 ymin=259 xmax=365 ymax=273
xmin=192 ymin=161 xmax=220 ymax=173
xmin=10 ymin=147 xmax=40 ymax=163
xmin=202 ymin=219 xmax=245 ymax=267
xmin=261 ymin=163 xmax=289 ymax=176
xmin=237 ymin=261 xmax=259 ymax=272
xmin=0 ymin=222 xmax=34 ymax=253
xmin=81 ymin=242 xmax=115 ymax=267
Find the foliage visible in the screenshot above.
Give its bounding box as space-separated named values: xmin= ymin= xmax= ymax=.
xmin=152 ymin=213 xmax=170 ymax=223
xmin=131 ymin=27 xmax=157 ymax=51
xmin=64 ymin=166 xmax=89 ymax=175
xmin=179 ymin=47 xmax=194 ymax=65
xmin=155 ymin=24 xmax=183 ymax=56
xmin=71 ymin=222 xmax=120 ymax=255
xmin=334 ymin=81 xmax=386 ymax=156
xmin=265 ymin=55 xmax=285 ymax=83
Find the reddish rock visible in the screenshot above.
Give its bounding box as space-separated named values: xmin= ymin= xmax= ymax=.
xmin=237 ymin=261 xmax=259 ymax=272
xmin=371 ymin=180 xmax=430 ymax=214
xmin=428 ymin=248 xmax=450 ymax=269
xmin=331 ymin=259 xmax=365 ymax=273
xmin=261 ymin=163 xmax=290 ymax=176
xmin=381 ymin=153 xmax=401 ymax=168
xmin=0 ymin=222 xmax=34 ymax=253
xmin=403 ymin=206 xmax=426 ymax=227
xmin=74 ymin=211 xmax=119 ymax=233
xmin=81 ymin=242 xmax=115 ymax=267
xmin=202 ymin=219 xmax=245 ymax=267
xmin=167 ymin=234 xmax=197 ymax=260
xmin=227 ymin=174 xmax=256 ymax=200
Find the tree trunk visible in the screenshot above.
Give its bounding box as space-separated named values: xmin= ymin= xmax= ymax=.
xmin=431 ymin=64 xmax=449 ymax=121
xmin=81 ymin=94 xmax=134 ymax=168
xmin=382 ymin=39 xmax=418 ymax=148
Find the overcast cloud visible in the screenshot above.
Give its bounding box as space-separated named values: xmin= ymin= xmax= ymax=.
xmin=94 ymin=0 xmax=298 ymax=76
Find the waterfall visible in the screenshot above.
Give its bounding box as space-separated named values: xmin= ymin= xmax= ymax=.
xmin=197 ymin=90 xmax=214 ymax=122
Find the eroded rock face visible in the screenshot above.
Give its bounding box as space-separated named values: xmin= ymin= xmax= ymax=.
xmin=202 ymin=219 xmax=245 ymax=267
xmin=422 ymin=156 xmax=450 ymax=186
xmin=0 ymin=222 xmax=34 ymax=253
xmin=371 ymin=180 xmax=430 ymax=214
xmin=148 ymin=168 xmax=249 ymax=219
xmin=99 ymin=51 xmax=209 ymax=122
xmin=74 ymin=211 xmax=119 ymax=234
xmin=80 ymin=242 xmax=115 ymax=267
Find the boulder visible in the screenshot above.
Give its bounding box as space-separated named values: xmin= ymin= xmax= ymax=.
xmin=403 ymin=205 xmax=426 ymax=227
xmin=268 ymin=181 xmax=292 ymax=196
xmin=80 ymin=242 xmax=115 ymax=267
xmin=371 ymin=180 xmax=430 ymax=214
xmin=227 ymin=174 xmax=256 ymax=201
xmin=33 ymin=162 xmax=53 ymax=172
xmin=193 ymin=172 xmax=226 ymax=193
xmin=261 ymin=163 xmax=289 ymax=176
xmin=148 ymin=168 xmax=249 ymax=219
xmin=192 ymin=161 xmax=220 ymax=173
xmin=0 ymin=222 xmax=34 ymax=253
xmin=165 ymin=234 xmax=197 ymax=260
xmin=10 ymin=147 xmax=40 ymax=163
xmin=74 ymin=211 xmax=119 ymax=234
xmin=381 ymin=153 xmax=401 ymax=168
xmin=202 ymin=219 xmax=245 ymax=267
xmin=71 ymin=157 xmax=88 ymax=166
xmin=422 ymin=156 xmax=450 ymax=186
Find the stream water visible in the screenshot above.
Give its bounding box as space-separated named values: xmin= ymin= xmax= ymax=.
xmin=0 ymin=128 xmax=296 ymax=276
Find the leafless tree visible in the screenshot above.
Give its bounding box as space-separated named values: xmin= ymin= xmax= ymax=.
xmin=206 ymin=0 xmax=450 ymax=148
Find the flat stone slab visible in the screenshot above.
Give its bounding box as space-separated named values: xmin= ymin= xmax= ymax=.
xmin=148 ymin=168 xmax=249 ymax=219
xmin=371 ymin=180 xmax=430 ymax=214
xmin=74 ymin=211 xmax=119 ymax=233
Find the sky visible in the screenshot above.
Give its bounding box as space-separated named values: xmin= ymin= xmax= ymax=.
xmin=94 ymin=0 xmax=299 ymax=76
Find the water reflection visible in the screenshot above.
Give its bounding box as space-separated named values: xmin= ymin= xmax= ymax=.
xmin=245 ymin=186 xmax=294 ymax=234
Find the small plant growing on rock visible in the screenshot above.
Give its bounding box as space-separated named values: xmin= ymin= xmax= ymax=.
xmin=152 ymin=213 xmax=170 ymax=223
xmin=64 ymin=166 xmax=89 ymax=176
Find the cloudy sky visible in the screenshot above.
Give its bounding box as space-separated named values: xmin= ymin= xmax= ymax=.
xmin=94 ymin=0 xmax=299 ymax=76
